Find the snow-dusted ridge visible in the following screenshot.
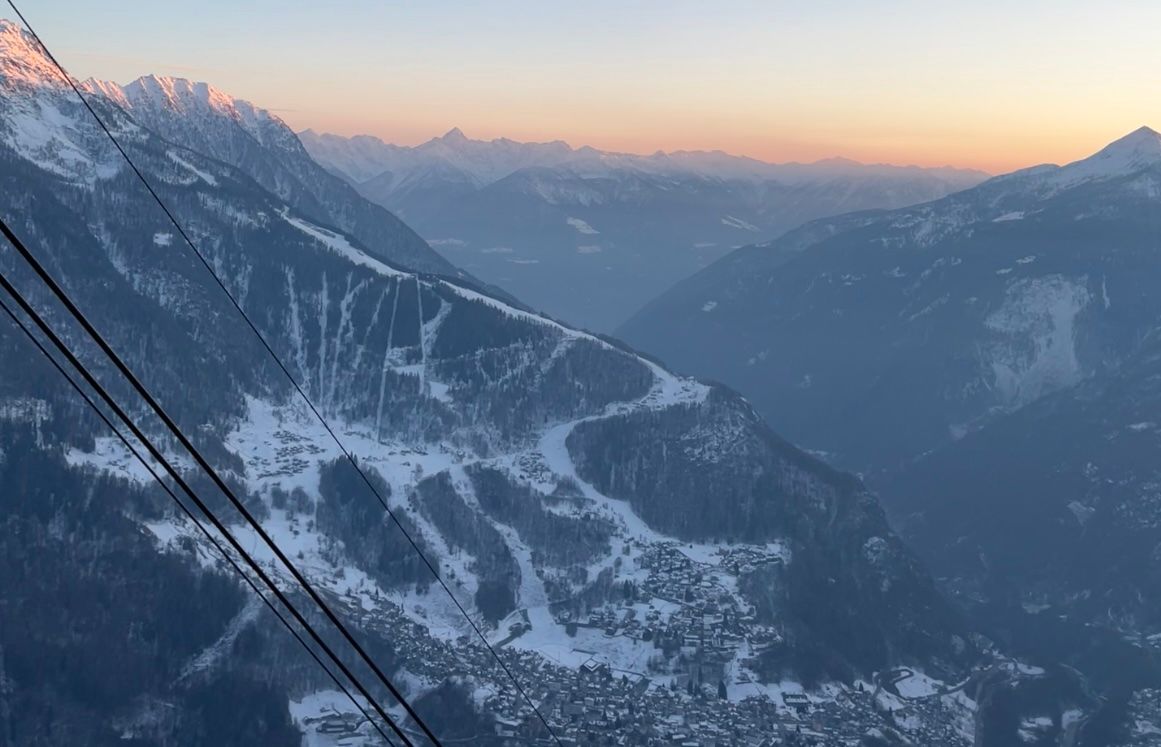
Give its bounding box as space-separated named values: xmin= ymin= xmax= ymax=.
xmin=978 ymin=125 xmax=1161 ymax=195
xmin=274 ymin=205 xmax=711 ymax=410
xmin=80 ymin=73 xmax=294 ymax=150
xmin=0 ymin=19 xmax=66 ymax=91
xmin=1051 ymin=125 xmax=1161 ymax=184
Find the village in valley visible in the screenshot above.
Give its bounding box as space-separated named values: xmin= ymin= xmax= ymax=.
xmin=150 ymin=405 xmax=1033 ymax=747
xmin=293 ymin=536 xmax=981 ymax=746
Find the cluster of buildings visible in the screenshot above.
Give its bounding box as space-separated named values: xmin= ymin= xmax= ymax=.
xmin=253 ymin=428 xmax=324 ymax=480
xmin=301 ymin=535 xmax=975 ymax=746
xmin=1122 ymin=688 xmax=1161 ymax=745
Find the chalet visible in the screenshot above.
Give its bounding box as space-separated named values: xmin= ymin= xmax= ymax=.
xmin=316 ymin=715 xmax=358 ymax=735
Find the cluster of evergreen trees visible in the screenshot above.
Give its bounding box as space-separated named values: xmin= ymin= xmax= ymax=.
xmin=0 ymin=426 xmax=299 ymax=745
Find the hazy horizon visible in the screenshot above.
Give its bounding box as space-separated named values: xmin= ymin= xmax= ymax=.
xmin=300 ymin=124 xmax=1002 ymax=174
xmin=20 ymin=1 xmax=1161 ymax=173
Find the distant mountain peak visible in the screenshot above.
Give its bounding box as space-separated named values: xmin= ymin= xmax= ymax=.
xmin=811 ymin=155 xmax=864 ymax=167
xmin=1116 ymin=124 xmax=1159 ymax=141
xmin=1096 ymin=125 xmax=1161 ymax=161
xmin=1059 ymin=125 xmax=1161 ymax=181
xmin=440 ymin=126 xmax=469 ymax=142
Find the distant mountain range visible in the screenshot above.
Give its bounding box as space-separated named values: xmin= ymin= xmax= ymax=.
xmin=300 ymin=128 xmax=988 ymax=331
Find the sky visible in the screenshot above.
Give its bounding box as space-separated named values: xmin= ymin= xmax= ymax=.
xmin=19 ymin=0 xmax=1161 ymax=173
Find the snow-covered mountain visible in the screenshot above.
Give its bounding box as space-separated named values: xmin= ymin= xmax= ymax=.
xmin=621 ymin=126 xmax=1161 ymax=472
xmin=620 ymin=126 xmax=1161 ymax=742
xmin=300 ymin=128 xmax=988 ymax=331
xmin=877 ymin=271 xmax=1161 ymax=743
xmin=884 ymin=329 xmax=1161 ymax=636
xmin=0 ymin=19 xmax=1059 ymax=746
xmin=74 ymin=72 xmax=465 ymax=279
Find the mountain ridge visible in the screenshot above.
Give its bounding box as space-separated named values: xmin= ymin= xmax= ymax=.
xmin=301 ymin=125 xmax=992 ymax=187
xmin=66 ymin=68 xmax=474 ymax=281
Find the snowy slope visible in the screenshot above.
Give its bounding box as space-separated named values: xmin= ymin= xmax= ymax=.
xmin=621 ymin=126 xmax=1161 ymax=471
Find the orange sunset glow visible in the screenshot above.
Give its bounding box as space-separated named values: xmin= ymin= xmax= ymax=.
xmin=25 ymin=1 xmax=1161 ymax=174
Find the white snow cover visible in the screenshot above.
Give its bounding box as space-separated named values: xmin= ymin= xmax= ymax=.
xmin=427 ymin=238 xmax=466 ymax=248
xmin=0 ymin=20 xmax=67 ymax=91
xmin=893 ymin=670 xmax=944 ymax=698
xmin=566 ymin=216 xmax=599 ymax=234
xmin=290 ymin=690 xmax=382 ymax=746
xmin=83 ymin=73 xmax=294 ymax=150
xmin=985 ymin=275 xmax=1090 ymax=407
xmin=2 ymin=98 xmax=97 ymax=179
xmin=721 ymin=215 xmax=759 ymax=231
xmin=66 ymin=434 xmax=196 ymax=484
xmin=280 ymin=210 xmax=404 ymax=277
xmin=983 ymin=126 xmax=1161 ymax=199
xmin=435 ymin=273 xmax=709 ymax=409
xmin=1051 ymin=126 xmax=1161 ymax=184
xmin=167 ymin=150 xmax=218 ymax=185
xmin=178 ymin=597 xmax=262 ymax=681
xmin=0 ymin=26 xmax=123 ymax=183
